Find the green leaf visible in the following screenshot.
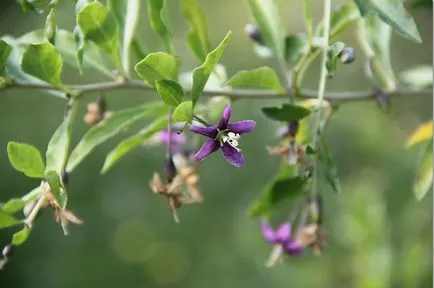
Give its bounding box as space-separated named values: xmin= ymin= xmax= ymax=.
xmin=7 ymin=142 xmax=45 ymax=178
xmin=411 ymin=0 xmax=433 ymax=9
xmin=0 ymin=40 xmax=12 ymax=76
xmin=21 ymin=43 xmax=68 ymax=92
xmin=360 ymin=14 xmax=395 ymax=84
xmin=12 ymin=226 xmax=30 ymax=246
xmin=326 ymin=41 xmax=346 ymax=77
xmin=354 ymin=0 xmax=422 ymax=43
xmin=413 ymin=140 xmax=433 ymax=200
xmin=108 ymin=0 xmax=140 ymax=75
xmin=400 ymin=65 xmax=433 ymax=88
xmin=67 ymin=102 xmax=168 ymax=171
xmin=101 ymin=116 xmax=168 ymax=173
xmin=262 ymin=104 xmax=311 ymax=122
xmin=155 ymin=80 xmax=184 ymax=106
xmin=173 ymin=101 xmax=193 ymax=123
xmin=284 ymin=35 xmax=307 ymax=65
xmin=148 ymin=0 xmax=173 ymax=53
xmin=135 ymin=52 xmax=179 ymax=85
xmin=77 ymin=2 xmax=122 ymax=73
xmin=45 ymin=170 xmax=67 ymax=209
xmin=317 ymin=139 xmax=341 ymax=194
xmin=405 ymin=121 xmax=433 ymax=148
xmin=45 ymin=103 xmax=77 ymax=175
xmin=226 ymin=66 xmax=285 ymax=92
xmin=1 ymin=199 xmax=26 ymax=214
xmin=182 ymin=0 xmax=210 ymax=60
xmin=191 ymin=31 xmax=232 ymax=105
xmin=249 ymin=165 xmax=303 ymax=216
xmin=0 ymin=211 xmax=21 ymax=229
xmin=247 ymin=0 xmax=285 ymax=60
xmin=316 ymin=3 xmax=361 ymax=39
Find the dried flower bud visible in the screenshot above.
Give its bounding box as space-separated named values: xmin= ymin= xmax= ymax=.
xmin=374 ymin=87 xmax=390 ymax=111
xmin=338 ymin=47 xmax=355 ymax=64
xmin=87 ymin=102 xmax=100 ymax=114
xmin=2 ymin=245 xmax=13 ymax=258
xmin=244 ymin=24 xmax=263 ymax=45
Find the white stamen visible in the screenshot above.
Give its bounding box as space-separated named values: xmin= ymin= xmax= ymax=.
xmin=222 ymin=132 xmax=241 ymax=151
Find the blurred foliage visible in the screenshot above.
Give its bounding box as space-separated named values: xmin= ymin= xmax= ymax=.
xmin=0 ymin=0 xmax=432 ymax=287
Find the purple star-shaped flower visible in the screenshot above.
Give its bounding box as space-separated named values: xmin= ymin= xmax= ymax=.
xmin=261 ymin=220 xmax=304 ymax=255
xmin=159 ymin=128 xmax=186 ymax=153
xmin=189 ymin=104 xmax=256 ymax=168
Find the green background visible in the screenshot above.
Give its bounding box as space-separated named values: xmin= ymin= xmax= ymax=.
xmin=0 ymin=0 xmax=432 ymax=287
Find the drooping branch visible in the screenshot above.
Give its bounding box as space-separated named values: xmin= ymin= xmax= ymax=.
xmin=5 ymin=80 xmax=431 ymax=102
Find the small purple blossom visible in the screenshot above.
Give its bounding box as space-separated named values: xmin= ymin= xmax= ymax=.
xmin=261 ymin=220 xmax=304 ymax=255
xmin=159 ymin=128 xmax=187 ymax=153
xmin=189 ymin=104 xmax=256 ymax=168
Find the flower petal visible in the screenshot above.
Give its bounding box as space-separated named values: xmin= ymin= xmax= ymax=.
xmin=227 ymin=120 xmax=256 ymax=134
xmin=261 ymin=220 xmax=276 ymax=244
xmin=284 ymin=240 xmax=304 ymax=256
xmin=190 ymin=125 xmax=218 ymax=138
xmin=218 ymin=104 xmax=231 ymax=130
xmin=193 ymin=139 xmax=220 ymax=161
xmin=275 ymin=222 xmax=291 ymax=242
xmin=221 ymin=143 xmax=244 ymax=167
xmin=160 ymin=131 xmax=187 ymax=152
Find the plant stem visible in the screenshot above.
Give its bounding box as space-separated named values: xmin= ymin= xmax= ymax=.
xmin=5 ymin=80 xmax=430 ymax=102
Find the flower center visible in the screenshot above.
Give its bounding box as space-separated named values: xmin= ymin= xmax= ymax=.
xmin=221 ymin=131 xmax=241 ymax=151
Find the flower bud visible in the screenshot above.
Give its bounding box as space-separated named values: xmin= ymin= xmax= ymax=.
xmin=374 ymin=87 xmax=390 ymax=111
xmin=338 ymin=47 xmax=355 ymax=64
xmin=288 ymin=120 xmax=299 ymax=138
xmin=2 ymin=244 xmax=13 ymax=258
xmin=244 ymin=24 xmax=263 ymax=45
xmin=164 ymin=157 xmax=177 ymax=183
xmin=61 ymin=170 xmax=69 ymax=187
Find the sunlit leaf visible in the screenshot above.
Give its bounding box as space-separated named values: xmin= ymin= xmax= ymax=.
xmin=108 ymin=0 xmax=140 ymax=75
xmin=67 ymin=102 xmax=168 ymax=171
xmin=155 ymin=79 xmax=184 ymax=106
xmin=0 ymin=211 xmax=21 ymax=229
xmin=7 ymin=142 xmax=45 ymax=178
xmin=405 ymin=121 xmax=433 ymax=148
xmin=413 ymin=140 xmax=433 ymax=200
xmin=317 ymin=139 xmax=341 ymax=194
xmin=400 ymin=66 xmax=433 ymax=88
xmin=45 ymin=170 xmax=67 ymax=209
xmin=173 ymin=101 xmax=193 ymax=123
xmin=226 ymin=66 xmax=285 ymax=92
xmin=296 ymin=99 xmax=332 ymax=145
xmin=12 ymin=226 xmax=30 ymax=246
xmin=0 ymin=40 xmax=12 ymax=76
xmin=249 ymin=164 xmax=302 ymax=216
xmin=135 ymin=52 xmax=180 ymax=85
xmin=354 ymin=0 xmax=422 ymax=43
xmin=101 ymin=117 xmax=168 ymax=173
xmin=1 ymin=199 xmax=26 ymax=214
xmin=77 ymin=2 xmax=122 ymax=72
xmin=182 ymin=0 xmax=210 ymax=60
xmin=191 ymin=31 xmax=232 ymax=105
xmin=148 ymin=0 xmax=173 ymax=53
xmin=262 ymin=104 xmax=311 ymax=122
xmin=247 ymin=0 xmax=285 ymax=61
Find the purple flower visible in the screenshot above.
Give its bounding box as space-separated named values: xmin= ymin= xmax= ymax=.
xmin=189 ymin=104 xmax=256 ymax=168
xmin=159 ymin=128 xmax=187 ymax=153
xmin=261 ymin=220 xmax=304 ymax=255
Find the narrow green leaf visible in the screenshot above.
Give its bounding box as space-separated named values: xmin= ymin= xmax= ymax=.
xmin=45 ymin=170 xmax=67 ymax=209
xmin=45 ymin=103 xmax=77 ymax=175
xmin=226 ymin=66 xmax=285 ymax=92
xmin=173 ymin=101 xmax=193 ymax=123
xmin=77 ymin=2 xmax=122 ymax=72
xmin=247 ymin=0 xmax=285 ymax=60
xmin=148 ymin=0 xmax=173 ymax=53
xmin=67 ymin=102 xmax=168 ymax=171
xmin=284 ymin=34 xmax=307 ymax=65
xmin=108 ymin=0 xmax=140 ymax=75
xmin=1 ymin=199 xmax=26 ymax=214
xmin=400 ymin=65 xmax=433 ymax=88
xmin=135 ymin=52 xmax=179 ymax=85
xmin=316 ymin=3 xmax=361 ymax=39
xmin=191 ymin=31 xmax=232 ymax=105
xmin=317 ymin=139 xmax=341 ymax=194
xmin=155 ymin=79 xmax=184 ymax=106
xmin=7 ymin=142 xmax=45 ymax=178
xmin=182 ymin=0 xmax=210 ymax=60
xmin=0 ymin=211 xmax=21 ymax=229
xmin=21 ymin=43 xmax=68 ymax=92
xmin=101 ymin=116 xmax=168 ymax=173
xmin=354 ymin=0 xmax=422 ymax=43
xmin=12 ymin=226 xmax=30 ymax=246
xmin=414 ymin=140 xmax=433 ymax=200
xmin=0 ymin=40 xmax=12 ymax=76
xmin=249 ymin=165 xmax=303 ymax=216
xmin=262 ymin=104 xmax=311 ymax=122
